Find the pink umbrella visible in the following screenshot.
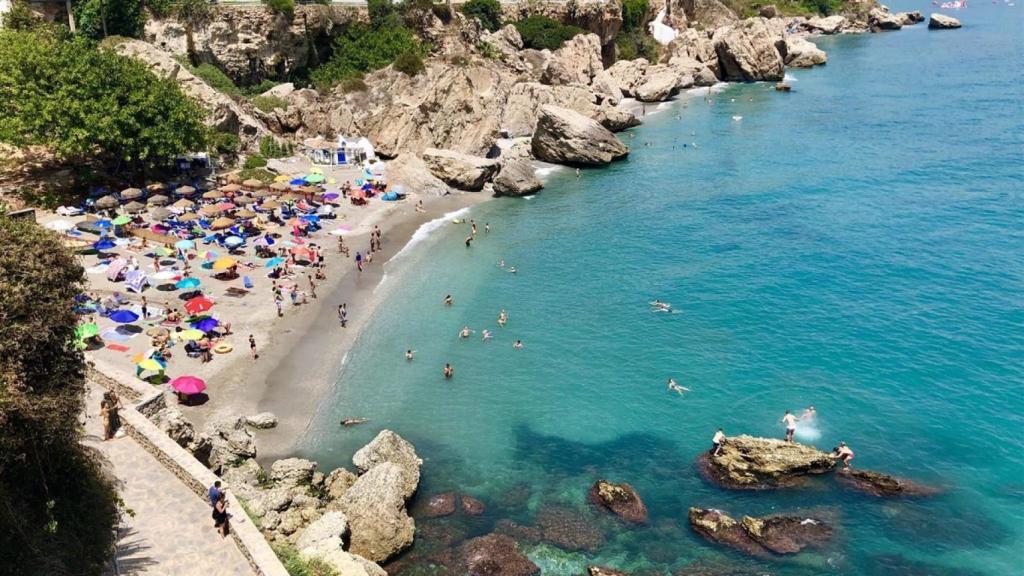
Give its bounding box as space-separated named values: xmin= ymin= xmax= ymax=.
xmin=170 ymin=376 xmax=206 ymax=395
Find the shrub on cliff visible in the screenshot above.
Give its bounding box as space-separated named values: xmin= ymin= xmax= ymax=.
xmin=311 ymin=20 xmax=424 ymax=88
xmin=0 ymin=216 xmax=120 ymax=575
xmin=252 ymin=94 xmax=289 ymax=113
xmin=263 ymin=0 xmax=295 ymax=18
xmin=514 ymin=15 xmax=583 ymax=50
xmin=615 ymin=0 xmax=658 ymax=61
xmin=0 ymin=29 xmax=207 ymax=173
xmin=461 ymin=0 xmax=502 ymax=32
xmin=394 ymin=49 xmax=425 ymax=76
xmin=74 ymin=0 xmax=147 ymax=39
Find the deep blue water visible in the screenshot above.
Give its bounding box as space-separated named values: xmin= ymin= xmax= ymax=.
xmin=299 ymin=4 xmax=1024 ymax=574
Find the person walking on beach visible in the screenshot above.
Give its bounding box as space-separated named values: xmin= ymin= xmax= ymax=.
xmin=355 ymin=251 xmax=364 ymax=272
xmin=711 ymin=429 xmax=727 ymax=456
xmin=444 ymin=363 xmax=454 ymax=379
xmin=274 ymin=293 xmax=283 ymax=317
xmin=249 ymin=334 xmax=258 ymax=360
xmin=338 ymin=304 xmax=348 ymax=328
xmin=308 ymin=274 xmax=317 ymax=299
xmin=781 ymin=410 xmax=798 ymax=442
xmin=141 ymin=295 xmax=148 ymax=319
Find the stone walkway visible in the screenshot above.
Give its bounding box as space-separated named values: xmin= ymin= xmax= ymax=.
xmin=85 ymin=385 xmax=255 ymax=576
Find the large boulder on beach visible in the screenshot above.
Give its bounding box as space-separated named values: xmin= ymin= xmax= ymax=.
xmin=246 ymin=411 xmax=278 ymax=429
xmin=803 ymin=15 xmax=847 ymax=34
xmin=203 ymin=415 xmax=256 ymax=473
xmin=928 ymin=13 xmax=962 ymax=29
xmin=295 ymin=511 xmax=349 ymax=552
xmin=337 ymin=462 xmax=416 ymax=563
xmin=531 ymin=105 xmax=629 ymax=166
xmin=601 ymin=58 xmax=649 ymax=97
xmin=589 ymin=480 xmax=648 ymax=524
xmin=712 ymin=19 xmax=785 ymax=82
xmin=493 ymin=160 xmax=544 ymax=197
xmin=668 ymin=55 xmax=719 ymax=87
xmin=458 ymin=533 xmax=540 ymax=576
xmin=352 ymin=430 xmax=422 ymax=498
xmin=270 ymin=458 xmax=318 ymax=488
xmin=501 ymin=82 xmax=636 ymax=137
xmin=835 ymin=468 xmax=941 ymax=497
xmin=387 ymin=153 xmax=451 ymax=197
xmin=777 ymin=37 xmax=827 ymax=68
xmin=422 ymin=148 xmax=501 ymax=191
xmin=697 ymin=435 xmax=837 ymax=489
xmin=688 ymin=508 xmax=832 ymax=558
xmin=541 ymin=33 xmax=604 ymax=86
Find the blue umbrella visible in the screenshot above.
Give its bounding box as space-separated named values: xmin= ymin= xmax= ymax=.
xmin=190 ymin=317 xmax=219 ymax=332
xmin=265 ymin=257 xmax=285 ymax=268
xmin=289 ymin=178 xmax=306 ymax=186
xmin=224 ymin=236 xmax=244 ymax=247
xmin=300 ymin=214 xmax=320 ymax=223
xmin=93 ymin=239 xmax=116 ymax=251
xmin=109 ymin=310 xmax=139 ymax=323
xmin=175 ymin=239 xmax=195 ymax=250
xmin=176 ymin=277 xmax=201 ymax=290
xmin=95 ymin=220 xmax=113 ymax=229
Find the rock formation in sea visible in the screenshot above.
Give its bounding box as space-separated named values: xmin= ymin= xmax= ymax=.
xmin=697 ymin=434 xmax=838 ymax=489
xmin=588 ymin=479 xmax=649 ymax=523
xmin=928 ymin=13 xmax=962 ymax=29
xmin=835 ymin=468 xmax=942 ymax=497
xmin=688 ymin=507 xmax=833 ymax=557
xmin=531 ymin=105 xmax=630 ymax=166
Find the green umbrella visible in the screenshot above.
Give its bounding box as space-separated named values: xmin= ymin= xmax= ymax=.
xmin=76 ymin=323 xmax=100 ymax=340
xmin=304 ymin=173 xmax=325 ymax=184
xmin=112 ymin=215 xmax=132 ymax=225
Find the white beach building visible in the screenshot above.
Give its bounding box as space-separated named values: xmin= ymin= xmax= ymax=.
xmin=301 ymin=135 xmax=376 ymax=166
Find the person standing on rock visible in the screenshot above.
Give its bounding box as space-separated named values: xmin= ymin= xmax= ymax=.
xmin=711 ymin=428 xmax=727 ymax=456
xmin=781 ymin=410 xmax=798 ymax=442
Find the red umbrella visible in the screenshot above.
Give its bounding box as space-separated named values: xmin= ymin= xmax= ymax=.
xmin=184 ymin=296 xmax=214 ymax=315
xmin=170 ymin=376 xmax=207 ymax=395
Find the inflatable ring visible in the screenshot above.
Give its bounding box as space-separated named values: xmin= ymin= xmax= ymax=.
xmin=213 ymin=342 xmax=233 ymax=354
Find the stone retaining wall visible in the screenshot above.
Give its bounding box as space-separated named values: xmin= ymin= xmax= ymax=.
xmin=87 ymin=364 xmax=288 ymax=576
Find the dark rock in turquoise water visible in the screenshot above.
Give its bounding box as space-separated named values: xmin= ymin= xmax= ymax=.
xmin=834 ymin=468 xmax=941 ymax=497
xmin=536 ymin=504 xmax=606 ymax=552
xmin=696 ymin=435 xmax=837 ymax=490
xmin=458 ymin=533 xmax=540 ymax=576
xmin=460 ymin=494 xmax=486 ymax=516
xmin=416 ymin=518 xmax=468 ymax=549
xmin=588 ymin=566 xmax=631 ymax=576
xmin=589 ymin=479 xmax=648 ymax=524
xmin=418 ymin=491 xmax=456 ymax=518
xmin=688 ymin=507 xmax=832 ymax=558
xmin=494 ymin=482 xmax=532 ymax=510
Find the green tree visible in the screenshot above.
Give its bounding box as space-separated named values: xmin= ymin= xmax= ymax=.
xmin=367 ymin=0 xmax=395 ymax=26
xmin=310 ymin=20 xmax=423 ymax=88
xmin=1 ymin=0 xmax=43 ymax=31
xmin=0 ymin=29 xmax=208 ymax=174
xmin=0 ymin=216 xmax=120 ymax=575
xmin=74 ymin=0 xmax=147 ymax=39
xmin=513 ymin=15 xmax=583 ymax=50
xmin=460 ymin=0 xmax=502 ymax=32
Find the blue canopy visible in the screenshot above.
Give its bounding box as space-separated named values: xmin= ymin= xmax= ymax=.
xmin=94 ymin=220 xmax=113 ymax=229
xmin=109 ymin=310 xmax=139 ymax=323
xmin=176 ymin=278 xmax=201 ymax=290
xmin=93 ymin=239 xmax=116 ymax=251
xmin=265 ymin=257 xmax=285 ymax=268
xmin=191 ymin=317 xmax=219 ymax=332
xmin=290 ymin=178 xmax=306 ymax=186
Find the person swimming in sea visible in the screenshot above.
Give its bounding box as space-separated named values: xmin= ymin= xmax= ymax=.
xmin=444 ymin=363 xmax=454 ymax=379
xmin=482 ymin=329 xmax=493 ymax=341
xmin=498 ymin=309 xmax=507 ymax=327
xmin=405 ymin=349 xmax=415 ymax=361
xmin=667 ymin=378 xmax=690 ymax=395
xmin=459 ymin=326 xmax=472 ymax=339
xmin=444 ymin=294 xmax=453 ymax=306
xmin=801 ymin=406 xmax=817 ymax=421
xmin=507 ymin=267 xmax=517 ymax=274
xmin=650 ymin=299 xmax=672 ymax=312
xmin=513 ymin=339 xmax=524 ymax=350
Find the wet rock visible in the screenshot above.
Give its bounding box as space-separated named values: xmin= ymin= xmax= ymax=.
xmin=494 ymin=519 xmax=543 ymax=543
xmin=422 ymin=492 xmax=457 ymax=518
xmin=337 ymin=462 xmax=416 ymax=563
xmin=712 ymin=18 xmax=785 ymax=82
xmin=928 ymin=13 xmax=962 ymax=29
xmin=898 ymin=11 xmax=925 ymax=25
xmin=531 ymin=105 xmax=629 ymax=166
xmin=536 ymin=505 xmax=605 ymax=552
xmin=458 ymin=533 xmax=540 ymax=576
xmin=697 ymin=434 xmax=837 ymax=489
xmin=493 ymin=161 xmax=544 ymax=197
xmin=688 ymin=508 xmax=769 ymax=558
xmin=803 ymin=15 xmax=847 ymax=35
xmin=423 ymin=148 xmax=501 ymax=191
xmin=835 ymin=468 xmax=941 ymax=497
xmin=270 ymin=458 xmax=317 ymax=488
xmin=352 ymin=429 xmax=422 ymax=500
xmin=688 ymin=508 xmax=832 ymax=557
xmin=245 ymin=411 xmax=278 ymax=429
xmin=589 ymin=480 xmax=648 ymax=524
xmin=461 ymin=495 xmax=486 ymax=516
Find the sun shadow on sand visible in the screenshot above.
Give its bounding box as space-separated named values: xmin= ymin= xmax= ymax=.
xmin=110 ymin=527 xmax=159 ymax=574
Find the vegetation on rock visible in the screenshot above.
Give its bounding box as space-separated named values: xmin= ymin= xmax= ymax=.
xmin=616 ymin=0 xmax=658 ymax=61
xmin=74 ymin=0 xmax=147 ymax=39
xmin=0 ymin=216 xmax=120 ymax=575
xmin=263 ymin=0 xmax=295 ymax=18
xmin=394 ymin=49 xmax=426 ymax=76
xmin=514 ymin=15 xmax=584 ymax=50
xmin=460 ymin=0 xmax=503 ymax=32
xmin=252 ymin=94 xmax=289 ymax=113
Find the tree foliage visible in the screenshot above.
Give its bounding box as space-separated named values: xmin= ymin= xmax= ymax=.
xmin=460 ymin=0 xmax=502 ymax=32
xmin=0 ymin=29 xmax=208 ymax=172
xmin=513 ymin=15 xmax=583 ymax=50
xmin=1 ymin=0 xmax=43 ymax=31
xmin=74 ymin=0 xmax=147 ymax=39
xmin=0 ymin=217 xmax=120 ymax=575
xmin=310 ymin=18 xmax=424 ymax=88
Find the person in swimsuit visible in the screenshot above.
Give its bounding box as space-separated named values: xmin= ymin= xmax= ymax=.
xmin=513 ymin=340 xmax=524 ymax=350
xmin=781 ymin=410 xmax=798 ymax=442
xmin=711 ymin=428 xmax=727 ymax=456
xmin=444 ymin=363 xmax=454 ymax=379
xmin=801 ymin=405 xmax=817 ymax=421
xmin=482 ymin=329 xmax=493 ymax=341
xmin=667 ymin=378 xmax=690 ymax=395
xmin=498 ymin=309 xmax=507 ymax=327
xmin=833 ymin=442 xmax=854 ymax=468
xmin=406 ymin=349 xmax=414 ymax=361
xmin=459 ymin=326 xmax=472 ymax=339
xmin=444 ymin=294 xmax=453 ymax=306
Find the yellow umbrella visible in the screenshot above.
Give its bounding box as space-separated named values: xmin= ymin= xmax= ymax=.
xmin=137 ymin=358 xmax=164 ymax=372
xmin=179 ymin=329 xmax=205 ymax=340
xmin=274 ymin=174 xmax=291 ymax=182
xmin=212 ymin=256 xmax=237 ymax=271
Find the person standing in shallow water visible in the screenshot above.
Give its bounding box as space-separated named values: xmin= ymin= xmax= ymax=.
xmin=444 ymin=363 xmax=453 ymax=379
xmin=781 ymin=410 xmax=798 ymax=442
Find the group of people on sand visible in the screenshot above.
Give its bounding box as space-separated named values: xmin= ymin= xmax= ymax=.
xmin=707 ymin=406 xmax=856 ymax=469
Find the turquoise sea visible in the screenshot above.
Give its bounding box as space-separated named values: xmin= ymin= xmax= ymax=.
xmin=299 ymin=3 xmax=1024 ymax=574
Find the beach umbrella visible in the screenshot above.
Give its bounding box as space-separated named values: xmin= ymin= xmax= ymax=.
xmin=170 ymin=376 xmax=207 ymax=395
xmin=179 ymin=328 xmax=205 ymax=341
xmin=172 ymin=198 xmax=195 ymax=209
xmin=298 ymin=185 xmax=321 ymax=195
xmin=252 ymin=188 xmax=276 ymax=199
xmin=199 ymin=250 xmax=218 ymax=260
xmin=123 ymin=201 xmax=146 ymax=214
xmin=174 ymin=239 xmax=195 ymax=250
xmin=211 ymin=256 xmax=237 ymax=271
xmin=273 ymin=174 xmax=291 ymax=182
xmin=289 ymin=178 xmax=306 ymax=186
xmin=179 ymin=212 xmax=200 ymax=222
xmin=112 ymin=215 xmax=132 ymax=225
xmin=152 ymin=246 xmax=173 ymax=257
xmin=322 ymin=193 xmax=340 ymax=201
xmin=210 ymin=216 xmax=235 ymax=230
xmin=269 ymin=181 xmax=290 ymax=192
xmin=92 ymin=238 xmax=116 ymax=251
xmin=300 ymin=214 xmax=320 ymax=223
xmin=76 ymin=323 xmax=100 ymax=340
xmin=265 ymin=256 xmax=285 ymax=268
xmin=200 ymin=205 xmax=222 ymax=217
xmin=279 ymin=193 xmax=300 ymax=203
xmin=147 ymin=194 xmax=170 ymax=206
xmin=176 ymin=277 xmax=201 ymax=290
xmin=191 ymin=317 xmax=219 ymax=332
xmin=146 ymin=183 xmax=167 ymax=192
xmin=216 ymin=202 xmax=235 ymax=211
xmin=203 ymin=190 xmax=225 ymax=200
xmin=304 ymin=173 xmax=325 ymax=184
xmin=45 ymin=220 xmax=75 ymax=232
xmin=150 ymin=207 xmax=173 ymax=221
xmin=235 ymin=209 xmax=256 ymax=219
xmin=260 ymin=200 xmax=281 ymax=210
xmin=95 ymin=195 xmax=119 ymax=209
xmin=175 ymin=185 xmax=196 ymax=197
xmin=233 ymin=195 xmax=255 ymax=206
xmin=184 ymin=295 xmax=214 ymax=315
xmin=95 ymin=219 xmax=113 ymax=229
xmin=224 ymin=236 xmax=244 ymax=248
xmin=110 ymin=310 xmax=140 ymax=323
xmin=137 ymin=358 xmax=164 ymax=372
xmin=242 ymin=178 xmax=266 ymax=189
xmin=220 ymin=183 xmax=242 ymax=194
xmin=120 ymin=187 xmax=143 ymax=200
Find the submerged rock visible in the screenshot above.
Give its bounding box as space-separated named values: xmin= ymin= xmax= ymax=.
xmin=531 ymin=105 xmax=629 ymax=166
xmin=421 ymin=492 xmax=457 ymax=518
xmin=536 ymin=505 xmax=605 ymax=552
xmin=588 ymin=480 xmax=648 ymax=524
xmin=688 ymin=508 xmax=832 ymax=557
xmin=589 ymin=566 xmax=631 ymax=576
xmin=461 ymin=495 xmax=486 ymax=516
xmin=928 ymin=13 xmax=962 ymax=29
xmin=458 ymin=533 xmax=540 ymax=576
xmin=697 ymin=434 xmax=837 ymax=489
xmin=835 ymin=468 xmax=941 ymax=497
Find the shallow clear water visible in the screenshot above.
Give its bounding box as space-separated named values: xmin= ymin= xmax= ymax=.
xmin=299 ymin=4 xmax=1024 ymax=574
